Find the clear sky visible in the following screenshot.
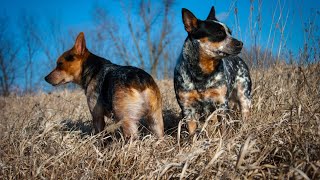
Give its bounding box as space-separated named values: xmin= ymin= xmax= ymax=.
xmin=1 ymin=0 xmax=319 ymax=92
xmin=1 ymin=0 xmax=319 ymax=55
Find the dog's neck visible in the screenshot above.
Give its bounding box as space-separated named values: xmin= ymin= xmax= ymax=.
xmin=182 ymin=37 xmax=223 ymax=79
xmin=80 ymin=53 xmax=112 ymax=91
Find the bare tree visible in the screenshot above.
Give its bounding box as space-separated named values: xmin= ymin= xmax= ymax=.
xmin=39 ymin=18 xmax=72 ymax=70
xmin=298 ymin=8 xmax=319 ymax=64
xmin=20 ymin=14 xmax=41 ymax=93
xmin=138 ymin=0 xmax=174 ymax=77
xmin=37 ymin=17 xmax=76 ymax=90
xmin=92 ymin=0 xmax=176 ymax=78
xmin=91 ymin=6 xmax=130 ymax=64
xmin=0 ymin=16 xmax=20 ymax=96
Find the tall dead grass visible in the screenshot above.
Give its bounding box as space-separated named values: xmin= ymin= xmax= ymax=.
xmin=0 ymin=64 xmax=320 ymax=179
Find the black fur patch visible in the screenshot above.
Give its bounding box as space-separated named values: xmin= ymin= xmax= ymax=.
xmin=65 ymin=54 xmax=74 ymax=61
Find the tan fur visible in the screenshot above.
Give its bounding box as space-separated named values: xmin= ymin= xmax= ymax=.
xmin=143 ymin=87 xmax=164 ymax=137
xmin=113 ymin=85 xmax=164 ymax=138
xmin=45 ymin=49 xmax=89 ymax=86
xmin=187 ymin=120 xmax=197 ymax=135
xmin=178 ymin=85 xmax=227 ymax=107
xmin=203 ymin=85 xmax=227 ymax=104
xmin=198 ymin=48 xmax=220 ymax=74
xmin=197 ymin=37 xmax=227 ymax=70
xmin=199 ymin=37 xmax=222 ymax=48
xmin=178 ymin=90 xmax=201 ymax=107
xmin=178 ymin=86 xmax=227 ymax=134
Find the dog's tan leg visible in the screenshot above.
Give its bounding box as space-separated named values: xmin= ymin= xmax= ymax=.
xmin=144 ymin=87 xmax=164 ymax=138
xmin=121 ymin=119 xmax=139 ymax=139
xmin=114 ymin=88 xmax=145 ymax=139
xmin=147 ymin=108 xmax=164 ymax=138
xmin=187 ymin=119 xmax=197 ymax=135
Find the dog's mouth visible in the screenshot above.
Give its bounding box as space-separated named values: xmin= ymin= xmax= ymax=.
xmin=216 ymin=50 xmax=230 ymax=56
xmin=216 ymin=48 xmax=242 ymax=56
xmin=54 ymin=79 xmax=68 ymax=86
xmin=48 ymin=79 xmax=68 ymax=86
xmin=45 ymin=73 xmax=72 ymax=86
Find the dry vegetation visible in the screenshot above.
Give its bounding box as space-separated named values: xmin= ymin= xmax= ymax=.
xmin=1 ymin=64 xmax=320 ymax=179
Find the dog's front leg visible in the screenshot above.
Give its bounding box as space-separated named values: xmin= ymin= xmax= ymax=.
xmin=91 ymin=103 xmax=106 ymax=134
xmin=183 ymin=108 xmax=200 ymax=136
xmin=87 ymin=94 xmax=106 ymax=134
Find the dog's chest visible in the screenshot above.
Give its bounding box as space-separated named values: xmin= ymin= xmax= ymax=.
xmin=180 ymin=70 xmax=228 ymax=104
xmin=181 ymin=66 xmax=226 ymax=90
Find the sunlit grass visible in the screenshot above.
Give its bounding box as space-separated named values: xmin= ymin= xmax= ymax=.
xmin=1 ymin=64 xmax=319 ymax=179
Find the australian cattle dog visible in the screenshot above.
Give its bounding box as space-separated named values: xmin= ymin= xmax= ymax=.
xmin=45 ymin=32 xmax=164 ymax=138
xmin=174 ymin=7 xmax=252 ymax=135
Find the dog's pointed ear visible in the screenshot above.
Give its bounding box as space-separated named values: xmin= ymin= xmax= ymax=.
xmin=206 ymin=6 xmax=218 ymax=21
xmin=74 ymin=32 xmax=86 ymax=55
xmin=182 ymin=8 xmax=198 ymax=33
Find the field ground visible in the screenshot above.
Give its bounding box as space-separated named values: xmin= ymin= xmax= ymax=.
xmin=1 ymin=64 xmax=320 ymax=179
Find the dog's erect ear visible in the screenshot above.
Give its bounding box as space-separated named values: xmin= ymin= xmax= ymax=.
xmin=206 ymin=6 xmax=218 ymax=21
xmin=74 ymin=32 xmax=86 ymax=55
xmin=182 ymin=8 xmax=198 ymax=33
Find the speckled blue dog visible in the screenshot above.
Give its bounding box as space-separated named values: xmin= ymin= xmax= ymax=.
xmin=174 ymin=7 xmax=252 ymax=135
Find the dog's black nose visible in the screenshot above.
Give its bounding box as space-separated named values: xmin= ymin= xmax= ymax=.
xmin=44 ymin=76 xmax=49 ymax=82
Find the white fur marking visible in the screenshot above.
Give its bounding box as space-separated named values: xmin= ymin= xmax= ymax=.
xmin=213 ymin=20 xmax=231 ymax=36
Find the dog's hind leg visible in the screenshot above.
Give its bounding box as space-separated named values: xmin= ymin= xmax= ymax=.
xmin=121 ymin=118 xmax=139 ymax=139
xmin=113 ymin=88 xmax=146 ymax=139
xmin=114 ymin=111 xmax=140 ymax=139
xmin=144 ymin=87 xmax=164 ymax=138
xmin=146 ymin=108 xmax=164 ymax=138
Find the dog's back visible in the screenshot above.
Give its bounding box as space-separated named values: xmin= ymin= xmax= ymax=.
xmin=81 ymin=54 xmax=164 ymax=138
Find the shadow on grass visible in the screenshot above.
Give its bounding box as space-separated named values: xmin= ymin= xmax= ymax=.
xmin=139 ymin=109 xmax=183 ymax=137
xmin=60 ymin=109 xmax=182 ymax=138
xmin=60 ymin=119 xmax=92 ymax=136
xmin=163 ymin=109 xmax=182 ymax=135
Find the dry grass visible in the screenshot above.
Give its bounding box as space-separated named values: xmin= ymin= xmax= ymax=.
xmin=1 ymin=64 xmax=320 ymax=179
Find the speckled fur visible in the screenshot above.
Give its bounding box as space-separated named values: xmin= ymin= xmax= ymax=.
xmin=174 ymin=7 xmax=252 ymax=134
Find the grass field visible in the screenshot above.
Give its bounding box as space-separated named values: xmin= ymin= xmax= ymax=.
xmin=1 ymin=64 xmax=320 ymax=179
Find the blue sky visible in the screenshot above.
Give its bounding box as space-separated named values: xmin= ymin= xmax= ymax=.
xmin=1 ymin=0 xmax=319 ymax=91
xmin=2 ymin=0 xmax=319 ymax=55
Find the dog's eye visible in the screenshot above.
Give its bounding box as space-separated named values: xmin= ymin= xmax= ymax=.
xmin=65 ymin=54 xmax=74 ymax=61
xmin=217 ymin=31 xmax=225 ymax=36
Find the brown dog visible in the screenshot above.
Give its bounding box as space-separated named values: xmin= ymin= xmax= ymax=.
xmin=45 ymin=32 xmax=164 ymax=138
